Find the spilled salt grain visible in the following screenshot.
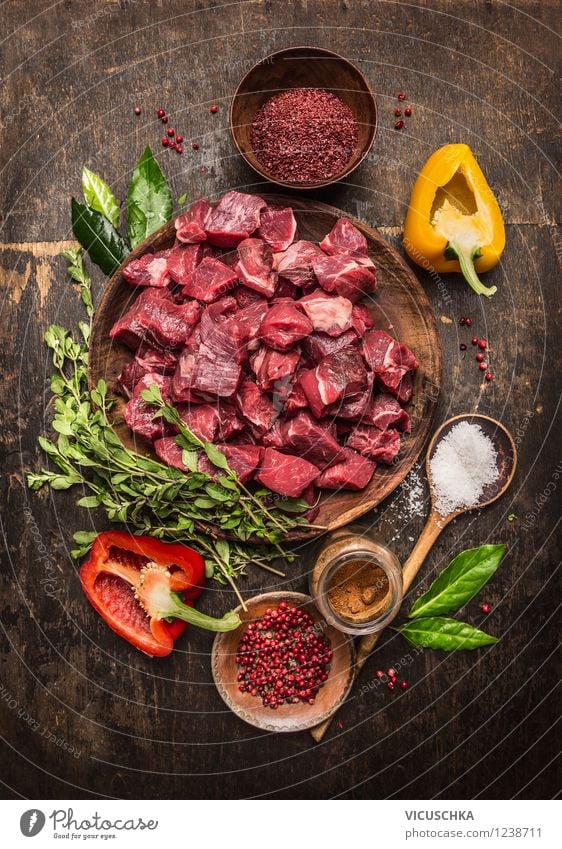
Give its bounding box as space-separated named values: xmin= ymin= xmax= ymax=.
xmin=430 ymin=421 xmax=499 ymax=516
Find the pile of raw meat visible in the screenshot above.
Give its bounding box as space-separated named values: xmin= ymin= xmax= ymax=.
xmin=110 ymin=191 xmax=418 ymax=503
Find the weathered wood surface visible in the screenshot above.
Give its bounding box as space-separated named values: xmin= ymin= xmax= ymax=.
xmin=1 ymin=0 xmax=560 ymax=800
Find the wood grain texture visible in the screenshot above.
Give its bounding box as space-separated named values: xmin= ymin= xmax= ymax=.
xmin=0 ymin=0 xmax=560 ymax=801
xmin=89 ymin=194 xmax=442 ymax=539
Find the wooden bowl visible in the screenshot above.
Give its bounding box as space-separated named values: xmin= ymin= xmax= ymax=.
xmin=211 ymin=592 xmax=355 ymax=733
xmin=230 ymin=46 xmax=377 ymax=189
xmin=89 ymin=195 xmax=442 ymax=540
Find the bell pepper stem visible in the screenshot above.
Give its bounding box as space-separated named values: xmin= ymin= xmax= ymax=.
xmin=164 ymin=595 xmax=241 ymax=632
xmin=445 ymin=242 xmax=497 ymax=298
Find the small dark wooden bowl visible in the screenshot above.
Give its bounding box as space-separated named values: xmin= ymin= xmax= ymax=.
xmin=89 ymin=195 xmax=442 ymax=540
xmin=230 ymin=46 xmax=377 ymax=189
xmin=212 ymin=592 xmax=355 ymax=733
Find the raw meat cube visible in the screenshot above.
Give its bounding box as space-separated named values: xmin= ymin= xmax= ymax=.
xmin=166 ymin=243 xmax=212 ymax=284
xmin=336 ymin=372 xmax=374 ymax=420
xmin=302 ymin=329 xmax=359 ymax=364
xmin=135 ymin=343 xmax=178 ymax=374
xmin=205 ymin=191 xmax=266 ymax=247
xmin=300 ymin=348 xmax=368 ymax=419
xmin=154 ymin=437 xmax=188 ymax=471
xmin=181 ymin=257 xmax=238 ymax=302
xmin=299 ymin=290 xmax=353 ymax=336
xmin=237 ymin=380 xmax=278 ymax=435
xmin=315 ymin=447 xmax=376 ymax=490
xmin=362 ymin=329 xmax=418 ymax=395
xmin=275 ymin=240 xmax=325 ymax=288
xmin=124 ymin=373 xmax=170 ymax=441
xmin=175 ymin=198 xmax=213 ymax=244
xmin=175 ymin=404 xmax=220 ymax=442
xmin=122 ymin=252 xmax=171 ymax=288
xmin=187 ymin=298 xmax=242 ymax=398
xmin=361 ymin=393 xmax=411 ymax=432
xmin=258 ymin=302 xmax=312 ymax=351
xmin=235 ymin=238 xmax=277 ymax=297
xmin=347 ymin=425 xmax=401 ymax=464
xmin=280 ymin=411 xmax=343 ymax=469
xmin=250 ymin=346 xmax=300 ymax=391
xmin=110 ymin=288 xmax=202 ymax=350
xmin=256 ymin=448 xmax=320 ymax=498
xmin=257 ymin=206 xmax=297 ymax=251
xmin=217 ymin=444 xmax=262 ymax=483
xmin=351 ymin=303 xmax=375 ymax=336
xmin=320 ymin=218 xmax=370 ymax=259
xmin=226 ymin=300 xmax=269 ymax=361
xmin=312 ymin=253 xmax=377 ymax=302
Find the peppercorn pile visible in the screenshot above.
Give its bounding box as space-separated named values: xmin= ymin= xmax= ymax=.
xmin=250 ymin=88 xmax=358 ymax=184
xmin=236 ymin=602 xmax=333 ymax=709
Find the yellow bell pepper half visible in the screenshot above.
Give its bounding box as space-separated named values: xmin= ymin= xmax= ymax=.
xmin=403 ymin=144 xmax=505 ymax=297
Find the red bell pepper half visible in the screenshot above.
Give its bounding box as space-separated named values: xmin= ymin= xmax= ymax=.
xmin=80 ymin=531 xmax=240 ymax=657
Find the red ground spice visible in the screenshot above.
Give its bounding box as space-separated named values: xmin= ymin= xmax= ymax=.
xmin=250 ymin=87 xmax=358 ymax=184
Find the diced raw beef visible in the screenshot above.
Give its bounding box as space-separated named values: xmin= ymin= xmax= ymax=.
xmin=361 ymin=393 xmax=411 ymax=432
xmin=261 ymin=419 xmax=285 ymax=448
xmin=135 ymin=343 xmax=178 ymax=374
xmin=257 ymin=206 xmax=297 ymax=251
xmin=124 ymin=373 xmax=169 ymax=441
xmin=312 ymin=253 xmax=377 ymax=302
xmin=315 ymin=447 xmax=376 ymax=491
xmin=280 ymin=411 xmax=343 ymax=469
xmin=302 ymin=329 xmax=358 ymax=364
xmin=118 ymin=359 xmax=150 ymax=398
xmin=284 ymin=376 xmax=309 ymax=416
xmin=351 ymin=303 xmax=375 ymax=336
xmin=217 ymin=444 xmax=262 ymax=483
xmin=181 ymin=257 xmax=238 ymax=302
xmin=250 ymin=346 xmax=300 ymax=391
xmin=205 ymin=191 xmax=266 ymax=247
xmin=300 ymin=348 xmax=368 ymax=419
xmin=171 ymin=349 xmax=205 ymax=402
xmin=235 ymin=238 xmax=277 ymax=297
xmin=166 ymin=243 xmax=212 ymax=284
xmin=216 ymin=402 xmax=246 ymax=440
xmin=362 ymin=329 xmax=418 ymax=395
xmin=175 ymin=198 xmax=213 ymax=244
xmin=395 ymin=371 xmax=414 ymax=404
xmin=256 ymin=448 xmax=320 ymax=498
xmin=258 ymin=302 xmax=312 ymax=351
xmin=237 ymin=380 xmax=278 ymax=435
xmin=110 ymin=289 xmax=202 ymax=350
xmin=226 ymin=300 xmax=269 ymax=360
xmin=186 ymin=298 xmax=242 ymax=398
xmin=175 ymin=404 xmax=220 ymax=442
xmin=320 ymin=218 xmax=370 ymax=258
xmin=347 ymin=425 xmax=401 ymax=464
xmin=299 ymin=290 xmax=353 ymax=336
xmin=275 ymin=240 xmax=325 ymax=288
xmin=336 ymin=372 xmax=374 ymax=420
xmin=122 ymin=252 xmax=171 ymax=288
xmin=154 ymin=437 xmax=187 ymax=471
xmin=233 ymin=285 xmax=265 ymax=308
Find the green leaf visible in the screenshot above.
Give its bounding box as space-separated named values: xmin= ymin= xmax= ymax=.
xmin=178 ymin=192 xmax=188 ymax=206
xmin=77 ymin=495 xmax=100 ymax=508
xmin=71 ymin=197 xmax=128 ymax=275
xmin=398 ymin=617 xmax=498 ymax=651
xmin=203 ymin=443 xmax=230 ymax=470
xmin=73 ymin=530 xmax=98 ymax=546
xmin=82 ymin=167 xmax=120 ymax=229
xmin=126 ymin=146 xmax=173 ymax=248
xmin=409 ymin=544 xmax=507 ymax=619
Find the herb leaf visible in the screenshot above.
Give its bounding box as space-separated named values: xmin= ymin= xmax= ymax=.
xmin=409 ymin=544 xmax=507 ymax=619
xmin=71 ymin=198 xmax=128 ymax=275
xmin=82 ymin=167 xmax=120 ymax=229
xmin=398 ymin=617 xmax=498 ymax=651
xmin=126 ymin=146 xmax=173 ymax=248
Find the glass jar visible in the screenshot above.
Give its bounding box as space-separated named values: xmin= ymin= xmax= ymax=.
xmin=309 ymin=524 xmax=403 ymax=635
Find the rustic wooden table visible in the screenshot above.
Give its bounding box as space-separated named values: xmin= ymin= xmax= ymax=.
xmin=1 ymin=1 xmax=560 ymax=800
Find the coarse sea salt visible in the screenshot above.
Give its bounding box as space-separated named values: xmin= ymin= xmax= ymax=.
xmin=430 ymin=421 xmax=499 ymax=517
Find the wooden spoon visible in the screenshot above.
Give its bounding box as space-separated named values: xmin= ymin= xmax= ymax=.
xmin=310 ymin=413 xmax=517 ymax=742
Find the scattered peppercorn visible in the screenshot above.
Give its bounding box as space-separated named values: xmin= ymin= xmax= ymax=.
xmin=394 ymin=119 xmax=405 ymax=130
xmin=176 ymin=134 xmax=183 ymax=143
xmin=460 ymin=343 xmax=467 ymax=351
xmin=394 ymin=107 xmax=402 ymax=117
xmin=388 ymin=681 xmax=395 ymax=691
xmin=478 ymin=339 xmax=487 ymax=349
xmin=481 ymin=603 xmax=491 ymax=613
xmin=404 ymin=106 xmax=412 ymax=117
xmin=166 ymin=127 xmax=175 ymax=137
xmin=176 ymin=145 xmax=183 ymax=154
xmin=161 ymin=138 xmax=169 ymax=147
xmin=157 ymin=108 xmax=165 ymax=118
xmin=161 ymin=115 xmax=169 ymax=124
xmin=400 ymin=681 xmax=409 ymax=690
xmin=476 ymin=352 xmax=485 ymax=362
xmin=134 ymin=106 xmax=141 ymax=116
xmin=471 ymin=337 xmax=478 ymax=345
xmin=479 ymin=362 xmax=488 ymax=371
xmin=210 ymin=104 xmax=219 ymax=113
xmin=192 ymin=142 xmax=199 ymax=150
xmin=387 ymin=667 xmax=397 ymax=677
xmin=485 ymin=372 xmax=493 ymax=381
xmin=459 ymin=317 xmax=466 ymax=326
xmin=398 ymin=92 xmax=407 ymax=100
xmin=465 ymin=317 xmax=472 ymax=327
xmin=376 ymin=670 xmax=384 ymax=679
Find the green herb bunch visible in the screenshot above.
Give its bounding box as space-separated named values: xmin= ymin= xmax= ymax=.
xmin=27 ymin=151 xmax=311 ymax=603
